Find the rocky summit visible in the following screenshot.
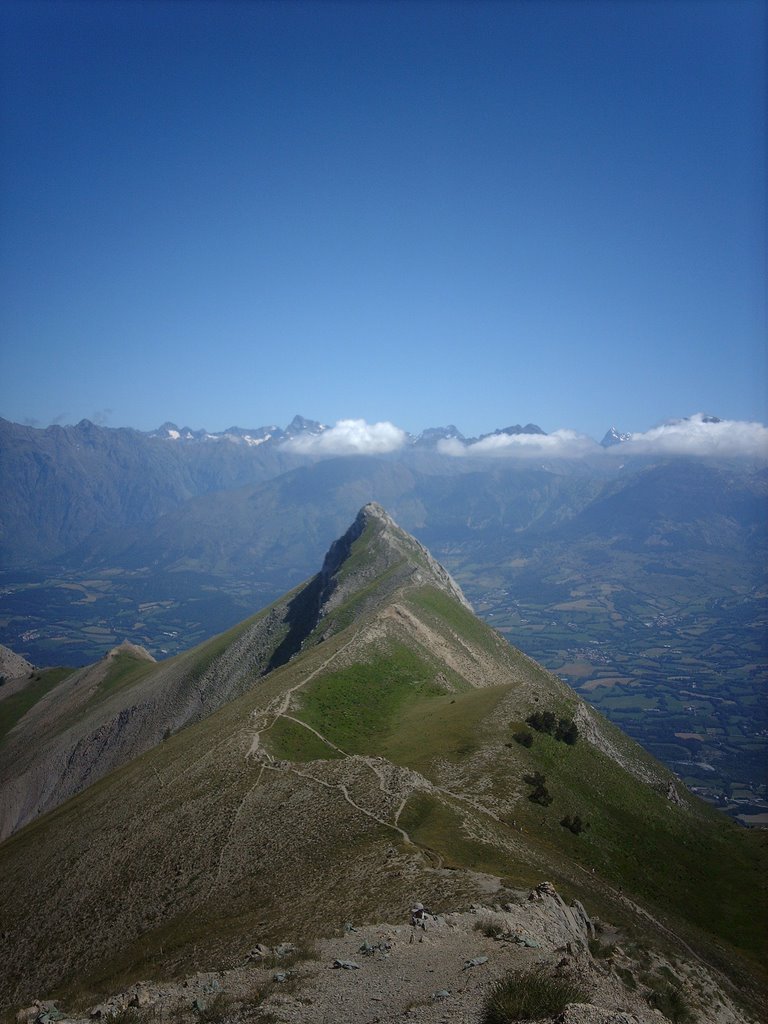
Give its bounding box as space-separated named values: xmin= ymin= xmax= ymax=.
xmin=0 ymin=507 xmax=765 ymax=1021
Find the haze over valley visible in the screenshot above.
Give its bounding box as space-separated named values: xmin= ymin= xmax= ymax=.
xmin=2 ymin=411 xmax=766 ymax=826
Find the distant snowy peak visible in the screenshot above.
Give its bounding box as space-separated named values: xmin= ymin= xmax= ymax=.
xmin=411 ymin=425 xmax=465 ymax=447
xmin=152 ymin=422 xmax=210 ymax=441
xmin=601 ymin=426 xmax=632 ymax=447
xmin=150 ymin=415 xmax=327 ymax=446
xmin=466 ymin=422 xmax=546 ymax=444
xmin=283 ymin=415 xmax=326 ymax=438
xmin=494 ymin=422 xmax=545 ymax=437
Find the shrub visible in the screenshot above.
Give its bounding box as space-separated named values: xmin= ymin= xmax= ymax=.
xmin=523 ymin=771 xmax=553 ymax=806
xmin=523 ymin=771 xmax=546 ymax=787
xmin=481 ymin=966 xmax=590 ymax=1023
xmin=560 ymin=814 xmax=587 ymax=834
xmin=556 ymin=718 xmax=579 ymax=745
xmin=512 ymin=730 xmax=533 ymax=747
xmin=196 ymin=993 xmax=232 ymax=1024
xmin=526 ymin=711 xmax=578 ymax=745
xmin=105 ymin=1011 xmax=142 ymax=1024
xmin=526 ymin=710 xmax=557 ymax=735
xmin=529 ymin=783 xmax=553 ymax=807
xmin=616 ymin=965 xmax=637 ymax=990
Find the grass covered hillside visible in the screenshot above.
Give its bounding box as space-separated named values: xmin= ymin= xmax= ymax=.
xmin=0 ymin=505 xmax=764 ymax=1016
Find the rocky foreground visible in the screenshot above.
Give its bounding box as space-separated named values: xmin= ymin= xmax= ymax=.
xmin=15 ymin=884 xmax=754 ymax=1024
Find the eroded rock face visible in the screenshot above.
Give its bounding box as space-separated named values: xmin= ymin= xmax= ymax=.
xmin=0 ymin=643 xmax=34 ymax=681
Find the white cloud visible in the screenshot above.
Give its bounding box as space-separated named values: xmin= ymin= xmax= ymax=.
xmin=618 ymin=414 xmax=768 ymax=458
xmin=438 ymin=429 xmax=600 ymax=458
xmin=283 ymin=418 xmax=407 ymax=455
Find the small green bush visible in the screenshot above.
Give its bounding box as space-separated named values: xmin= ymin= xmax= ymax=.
xmin=105 ymin=1011 xmax=142 ymax=1024
xmin=529 ymin=784 xmax=553 ymax=806
xmin=526 ymin=710 xmax=557 ymax=734
xmin=560 ymin=814 xmax=588 ymax=834
xmin=512 ymin=730 xmax=533 ymax=747
xmin=524 ymin=773 xmax=553 ymax=805
xmin=555 ymin=718 xmax=579 ymax=745
xmin=481 ymin=966 xmax=590 ymax=1023
xmin=525 ymin=710 xmax=578 ymax=745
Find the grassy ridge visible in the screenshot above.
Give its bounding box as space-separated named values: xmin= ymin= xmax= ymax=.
xmin=295 ymin=645 xmax=444 ymax=752
xmin=407 ymin=586 xmax=505 ymax=658
xmin=266 ymin=716 xmax=345 ymax=761
xmin=294 ymin=634 xmax=766 ymax=966
xmin=378 ymin=686 xmax=509 ymax=768
xmin=519 ymin=730 xmax=768 ymax=962
xmin=84 ymin=653 xmax=158 ymax=711
xmin=0 ymin=667 xmax=74 ymax=748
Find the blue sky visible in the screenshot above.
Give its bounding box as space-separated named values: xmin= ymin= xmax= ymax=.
xmin=1 ymin=0 xmax=765 ymax=440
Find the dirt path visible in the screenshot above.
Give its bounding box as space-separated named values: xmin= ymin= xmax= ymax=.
xmin=247 ymin=633 xmax=362 ymax=758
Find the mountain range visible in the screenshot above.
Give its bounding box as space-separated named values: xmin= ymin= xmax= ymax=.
xmin=0 ymin=505 xmax=765 ymax=1020
xmin=1 ymin=413 xmax=647 ymax=567
xmin=1 ymin=415 xmax=766 ymax=827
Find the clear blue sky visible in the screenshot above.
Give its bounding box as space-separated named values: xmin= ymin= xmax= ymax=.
xmin=1 ymin=0 xmax=765 ymax=439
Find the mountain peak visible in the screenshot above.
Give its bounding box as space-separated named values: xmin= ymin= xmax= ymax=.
xmin=0 ymin=642 xmax=34 ymax=680
xmin=320 ymin=503 xmax=472 ymax=614
xmin=601 ymin=426 xmax=632 ymax=447
xmin=105 ymin=640 xmax=156 ymax=663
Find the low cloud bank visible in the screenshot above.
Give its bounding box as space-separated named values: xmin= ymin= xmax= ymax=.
xmin=284 ymin=418 xmax=407 ymax=455
xmin=281 ymin=413 xmax=767 ymax=459
xmin=438 ymin=429 xmax=599 ymax=459
xmin=439 ymin=415 xmax=768 ymax=459
xmin=619 ymin=414 xmax=768 ymax=458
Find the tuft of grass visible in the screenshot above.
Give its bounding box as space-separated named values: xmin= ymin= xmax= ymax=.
xmin=588 ymin=937 xmax=614 ymax=959
xmin=646 ymin=982 xmax=696 ymax=1023
xmin=0 ymin=667 xmax=73 ymax=747
xmin=615 ymin=966 xmax=637 ymax=990
xmin=481 ymin=966 xmax=590 ymax=1023
xmin=195 ymin=992 xmax=231 ymax=1024
xmin=261 ymin=943 xmax=320 ymax=969
xmin=474 ymin=919 xmax=505 ymax=939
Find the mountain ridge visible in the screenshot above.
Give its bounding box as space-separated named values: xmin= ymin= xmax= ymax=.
xmin=0 ymin=505 xmax=472 ymax=841
xmin=0 ymin=507 xmax=764 ymax=1015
